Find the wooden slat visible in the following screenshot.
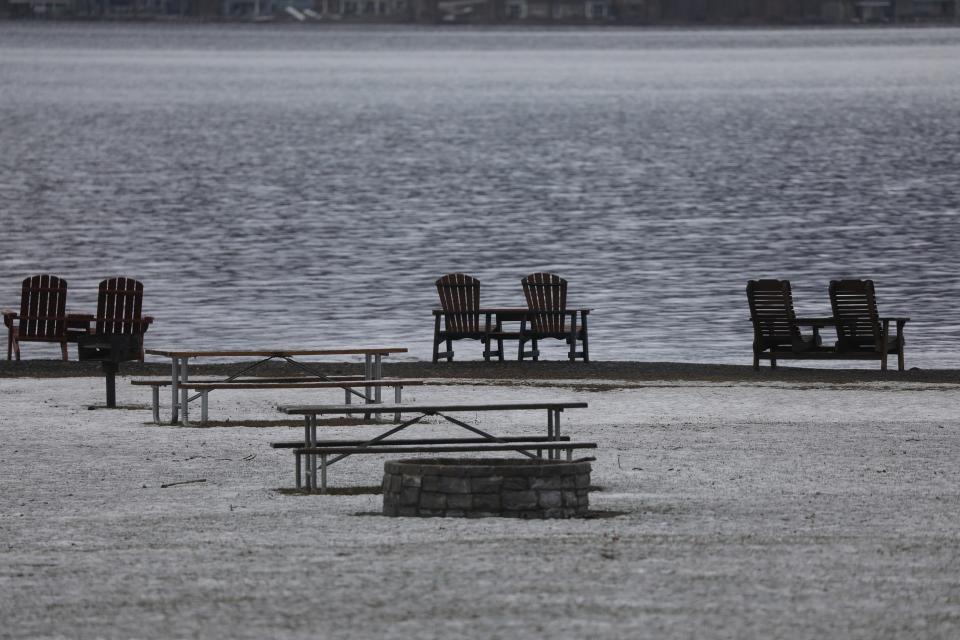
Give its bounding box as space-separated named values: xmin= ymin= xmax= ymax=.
xmin=18 ymin=274 xmax=67 ymax=340
xmin=522 ymin=272 xmax=568 ymax=334
xmin=746 ymin=279 xmax=800 ymax=342
xmin=179 ymin=379 xmax=424 ymax=390
xmin=830 ymin=279 xmax=882 ymax=348
xmin=144 ymin=347 xmax=408 ymax=357
xmin=96 ymin=276 xmax=145 ymax=336
xmin=436 ymin=273 xmax=481 ymax=334
xmin=131 ymin=375 xmax=373 ymax=386
xmin=295 ymin=442 xmax=597 ymax=455
xmin=279 ymin=401 xmax=589 ymax=415
xmin=271 ymin=435 xmax=572 ymax=448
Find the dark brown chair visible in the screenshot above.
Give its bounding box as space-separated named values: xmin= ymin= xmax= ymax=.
xmin=432 ymin=273 xmax=502 ymax=362
xmin=3 ymin=274 xmax=70 ymax=361
xmin=829 ymin=279 xmax=907 ymax=371
xmin=747 ymin=279 xmax=822 ymax=369
xmin=94 ymin=277 xmax=154 ymax=362
xmin=519 ymin=272 xmax=588 ymax=362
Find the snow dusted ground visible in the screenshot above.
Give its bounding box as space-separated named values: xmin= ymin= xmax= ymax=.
xmin=2 ymin=376 xmax=960 ymax=639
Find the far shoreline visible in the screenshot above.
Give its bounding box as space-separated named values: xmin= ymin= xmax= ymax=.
xmin=3 ymin=358 xmax=959 ymax=384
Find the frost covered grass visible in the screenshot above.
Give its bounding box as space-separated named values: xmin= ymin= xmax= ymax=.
xmin=2 ymin=375 xmax=960 ymax=639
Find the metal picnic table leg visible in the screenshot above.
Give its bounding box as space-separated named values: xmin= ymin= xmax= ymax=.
xmin=151 ymin=387 xmax=160 ymax=424
xmin=547 ymin=409 xmax=554 ymax=459
xmin=180 ymin=358 xmax=190 ymax=427
xmin=554 ymin=409 xmax=562 ymax=460
xmin=170 ymin=357 xmax=180 ymax=425
xmin=310 ymin=414 xmax=318 ymax=491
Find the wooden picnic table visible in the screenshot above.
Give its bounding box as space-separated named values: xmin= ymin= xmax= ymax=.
xmin=278 ymin=401 xmax=589 ymax=491
xmin=145 ymin=346 xmax=407 ymax=426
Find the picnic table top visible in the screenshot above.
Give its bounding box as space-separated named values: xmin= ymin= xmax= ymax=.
xmin=145 ymin=347 xmax=408 ymax=358
xmin=431 ymin=307 xmax=592 ymax=315
xmin=278 ymin=401 xmax=589 ymax=415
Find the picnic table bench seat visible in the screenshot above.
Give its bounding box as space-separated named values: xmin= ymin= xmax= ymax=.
xmin=291 ymin=441 xmax=598 ymax=491
xmin=133 ymin=377 xmax=425 ymax=425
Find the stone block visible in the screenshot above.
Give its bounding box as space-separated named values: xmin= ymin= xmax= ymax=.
xmin=421 ymin=475 xmax=441 ymax=492
xmin=402 ymin=474 xmax=422 ymax=488
xmin=470 ymin=476 xmax=503 ymax=493
xmin=562 ymin=476 xmax=576 ymax=489
xmin=531 ymin=476 xmax=564 ymax=490
xmin=419 ymin=491 xmax=446 ymax=510
xmin=418 ymin=509 xmax=445 ymax=517
xmin=472 ymin=493 xmax=501 ymax=511
xmin=383 ymin=504 xmax=398 ymax=516
xmin=538 ymin=490 xmax=563 ymax=509
xmin=445 ymin=510 xmax=465 ymax=517
xmin=502 ymin=490 xmax=538 ymax=510
xmin=575 ymin=473 xmax=591 ymax=488
xmin=397 ymin=506 xmax=419 ymax=517
xmin=562 ymin=490 xmax=578 ymax=507
xmin=400 ymin=487 xmax=420 ymax=507
xmin=437 ymin=476 xmax=471 ymax=494
xmin=446 ymin=493 xmax=473 ymax=510
xmin=502 ymin=477 xmax=529 ymax=491
xmin=388 ymin=474 xmax=402 ymax=493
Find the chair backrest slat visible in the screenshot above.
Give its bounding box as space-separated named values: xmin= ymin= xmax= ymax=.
xmin=522 ymin=272 xmax=568 ymax=333
xmin=746 ymin=279 xmax=800 ymax=342
xmin=18 ymin=274 xmax=68 ymax=340
xmin=436 ymin=273 xmax=481 ymax=334
xmin=96 ymin=277 xmax=145 ymax=335
xmin=830 ymin=279 xmax=881 ymax=348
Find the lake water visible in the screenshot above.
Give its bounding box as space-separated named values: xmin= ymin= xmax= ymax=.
xmin=1 ymin=23 xmax=958 ymax=366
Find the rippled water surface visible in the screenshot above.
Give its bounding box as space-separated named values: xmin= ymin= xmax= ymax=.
xmin=2 ymin=24 xmax=959 ymax=365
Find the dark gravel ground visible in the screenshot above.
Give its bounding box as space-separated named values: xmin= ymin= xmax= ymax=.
xmin=2 ymin=359 xmax=959 ymax=384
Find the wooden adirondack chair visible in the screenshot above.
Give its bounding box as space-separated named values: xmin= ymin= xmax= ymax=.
xmin=519 ymin=272 xmax=588 ymax=362
xmin=3 ymin=274 xmax=70 ymax=361
xmin=433 ymin=273 xmax=502 ymax=362
xmin=94 ymin=277 xmax=154 ymax=362
xmin=746 ymin=279 xmax=824 ymax=369
xmin=829 ymin=279 xmax=908 ymax=371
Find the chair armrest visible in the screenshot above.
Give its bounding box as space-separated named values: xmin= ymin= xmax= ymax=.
xmin=2 ymin=310 xmax=17 ymax=328
xmin=880 ymin=317 xmax=910 ymax=323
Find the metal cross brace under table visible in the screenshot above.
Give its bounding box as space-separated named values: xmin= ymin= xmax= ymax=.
xmin=278 ymin=401 xmax=589 ymax=491
xmin=145 ymin=347 xmax=407 ymax=426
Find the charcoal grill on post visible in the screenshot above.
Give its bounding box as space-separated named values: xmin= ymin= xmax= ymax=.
xmin=78 ymin=334 xmax=139 ymax=408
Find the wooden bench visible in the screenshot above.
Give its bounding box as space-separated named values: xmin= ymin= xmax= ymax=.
xmin=278 ymin=401 xmax=591 ymax=491
xmin=292 ymin=441 xmax=598 ymax=492
xmin=132 ymin=377 xmax=424 ymax=425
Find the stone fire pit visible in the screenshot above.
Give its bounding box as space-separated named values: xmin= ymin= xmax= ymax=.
xmin=382 ymin=458 xmax=591 ymax=518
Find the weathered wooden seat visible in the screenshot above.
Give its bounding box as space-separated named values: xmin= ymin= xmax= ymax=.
xmin=132 ymin=377 xmax=424 ymax=425
xmin=433 ymin=273 xmax=503 ymax=362
xmin=747 ymin=279 xmax=823 ymax=369
xmin=518 ymin=272 xmax=589 ymax=362
xmin=3 ymin=274 xmax=71 ymax=361
xmin=94 ymin=277 xmax=153 ymax=362
xmin=829 ymin=279 xmax=908 ymax=371
xmin=291 ymin=441 xmax=598 ymax=492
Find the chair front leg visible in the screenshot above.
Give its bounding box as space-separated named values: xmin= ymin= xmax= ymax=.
xmin=568 ymin=311 xmax=577 ymax=362
xmin=880 ymin=319 xmax=889 ymax=371
xmin=518 ymin=318 xmax=527 ymax=361
xmin=897 ymin=320 xmax=906 ymax=371
xmin=432 ymin=315 xmax=441 ymax=363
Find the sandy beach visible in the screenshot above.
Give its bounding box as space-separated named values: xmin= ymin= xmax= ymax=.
xmin=2 ymin=363 xmax=959 ymax=639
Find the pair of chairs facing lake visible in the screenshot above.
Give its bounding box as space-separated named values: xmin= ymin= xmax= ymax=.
xmin=3 ymin=274 xmax=153 ymax=362
xmin=433 ymin=272 xmax=589 ymax=363
xmin=747 ymin=279 xmax=909 ymax=371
